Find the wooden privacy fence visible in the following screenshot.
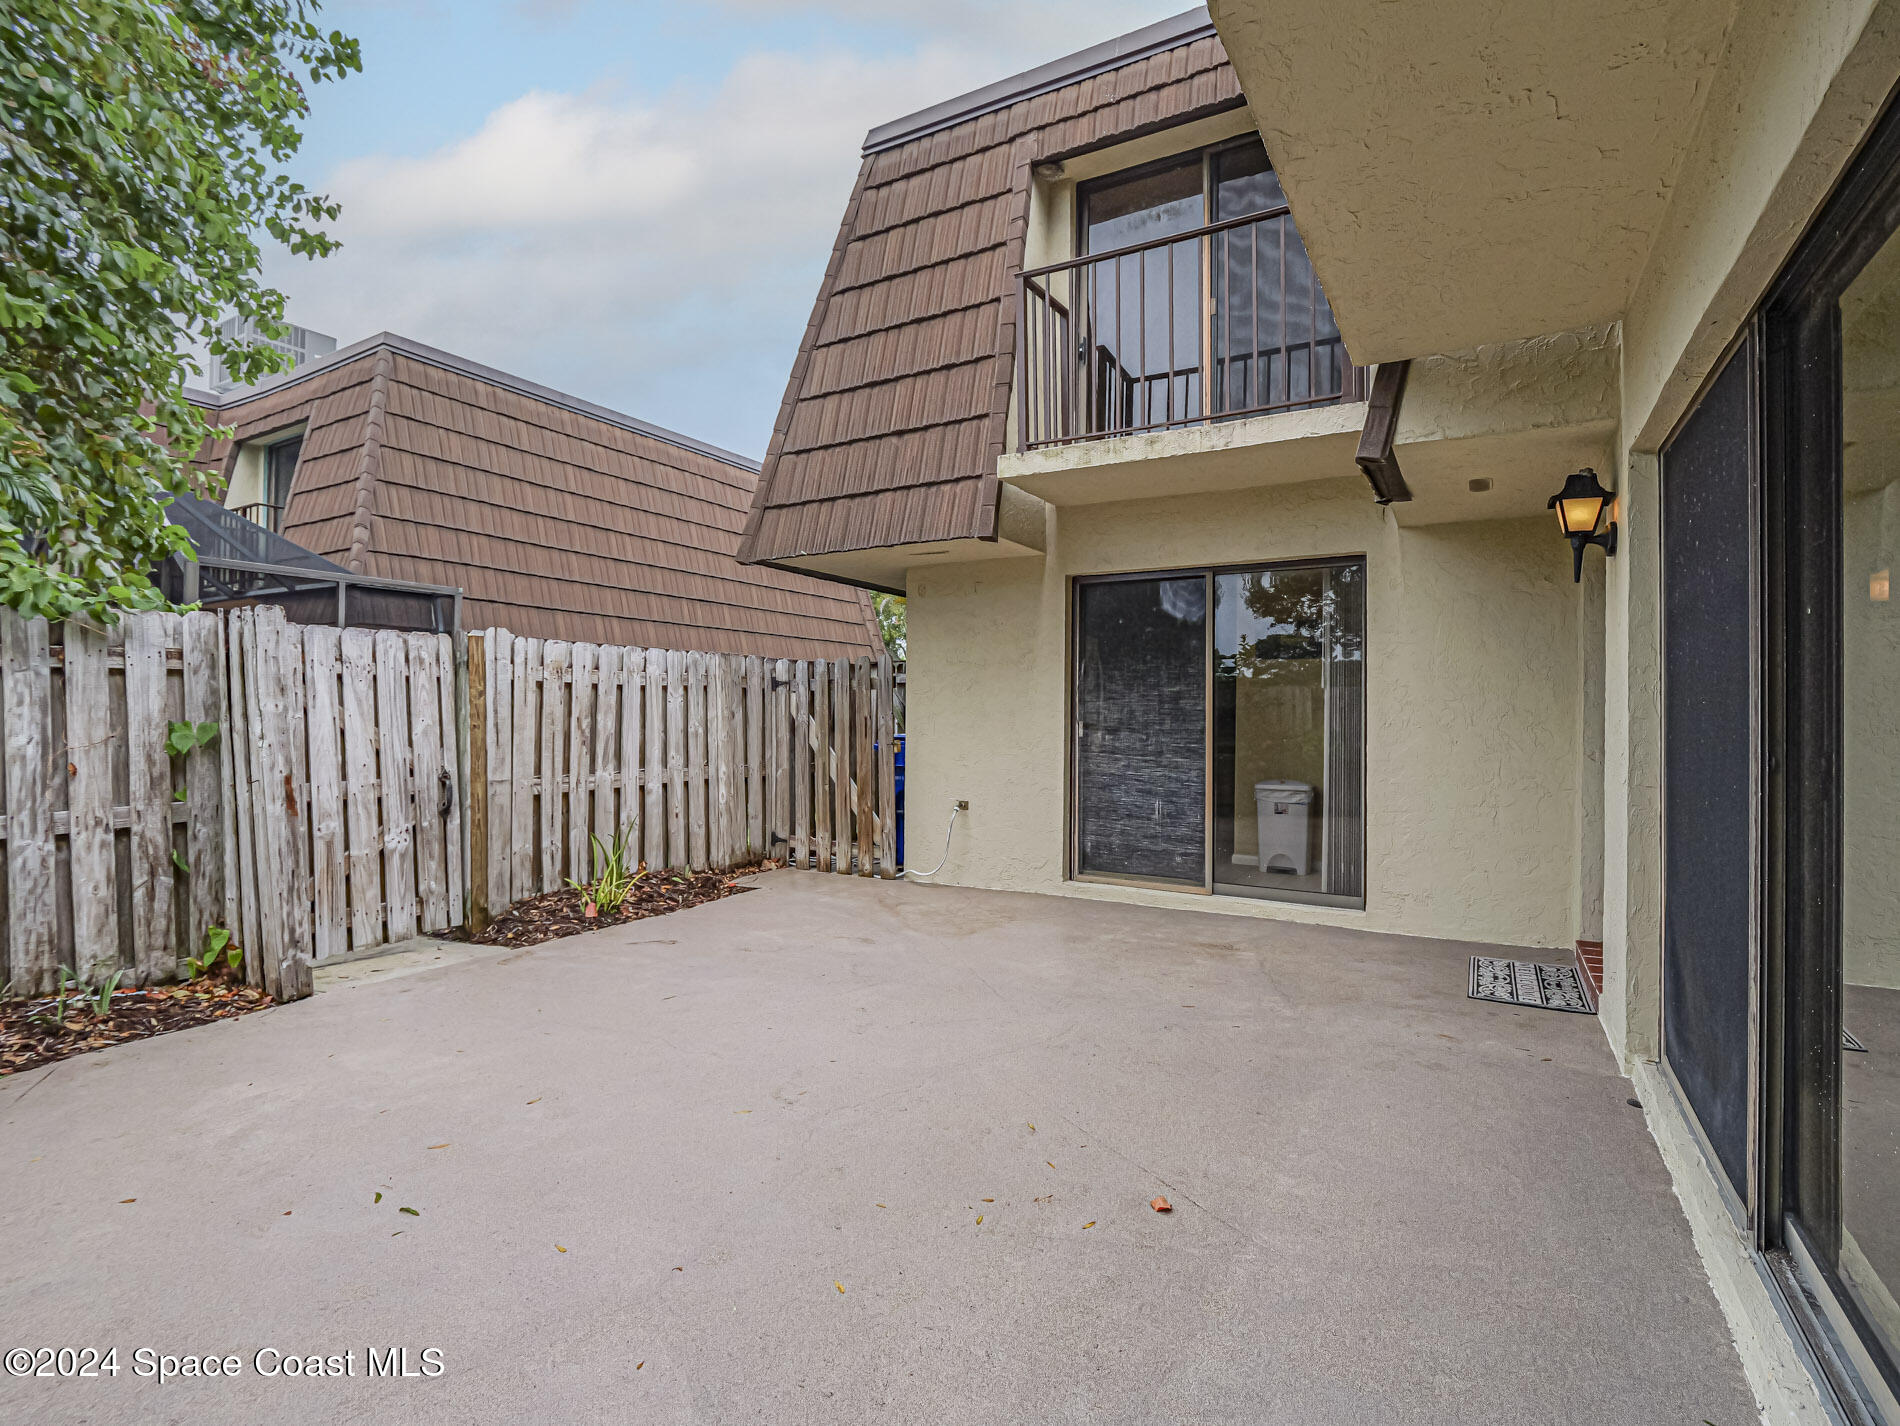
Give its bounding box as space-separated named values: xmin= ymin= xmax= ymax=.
xmin=223 ymin=605 xmax=464 ymax=999
xmin=468 ymin=629 xmax=898 ymax=926
xmin=0 ymin=606 xmax=464 ymax=1001
xmin=3 ymin=607 xmax=899 ymax=1002
xmin=0 ymin=609 xmax=227 ymax=997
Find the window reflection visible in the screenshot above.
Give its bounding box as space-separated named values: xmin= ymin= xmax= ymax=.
xmin=1212 ymin=560 xmax=1365 ymax=902
xmin=1838 ymin=224 xmax=1900 ymax=1369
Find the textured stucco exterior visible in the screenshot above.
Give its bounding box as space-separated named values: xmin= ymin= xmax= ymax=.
xmin=1207 ymin=0 xmax=1738 ymax=362
xmin=1602 ymin=0 xmax=1900 ymax=1073
xmin=906 ymin=479 xmax=1585 ymax=949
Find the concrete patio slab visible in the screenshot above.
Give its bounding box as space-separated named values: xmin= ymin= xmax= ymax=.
xmin=0 ymin=873 xmax=1756 ymax=1424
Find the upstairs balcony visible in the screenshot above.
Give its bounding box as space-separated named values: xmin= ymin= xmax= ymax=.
xmin=1016 ymin=207 xmax=1364 ymax=453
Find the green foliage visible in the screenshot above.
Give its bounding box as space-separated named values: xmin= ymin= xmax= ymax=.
xmin=1 ymin=2 xmax=360 ymax=623
xmin=872 ymin=592 xmax=906 ymax=660
xmin=31 ymin=966 xmax=80 ymax=1029
xmin=164 ymin=719 xmax=219 ymax=757
xmin=89 ymin=968 xmax=123 ymax=1018
xmin=568 ymin=829 xmax=643 ymax=916
xmin=183 ymin=924 xmax=241 ymax=980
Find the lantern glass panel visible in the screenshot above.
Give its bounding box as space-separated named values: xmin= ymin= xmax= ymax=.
xmin=1558 ymin=495 xmax=1604 ymax=536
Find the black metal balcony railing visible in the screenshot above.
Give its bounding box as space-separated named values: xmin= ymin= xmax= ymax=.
xmin=1017 ymin=207 xmax=1363 ymax=451
xmin=234 ymin=500 xmax=284 ymax=534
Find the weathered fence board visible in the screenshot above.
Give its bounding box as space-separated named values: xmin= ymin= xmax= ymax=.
xmin=567 ymin=639 xmax=595 ymax=884
xmin=3 ymin=614 xmax=55 ymax=992
xmin=182 ymin=611 xmax=226 ymax=954
xmin=304 ymin=625 xmax=347 ymax=963
xmin=339 ymin=629 xmax=383 ymax=951
xmin=64 ymin=622 xmax=118 ymax=982
xmin=793 ymin=660 xmax=811 ymax=869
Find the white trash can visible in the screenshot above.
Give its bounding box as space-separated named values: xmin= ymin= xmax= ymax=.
xmin=1253 ymin=779 xmax=1316 ymax=877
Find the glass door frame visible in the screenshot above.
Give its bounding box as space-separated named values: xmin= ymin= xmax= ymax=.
xmin=1759 ymin=87 xmax=1900 ymax=1420
xmin=1066 ymin=556 xmax=1368 ymax=909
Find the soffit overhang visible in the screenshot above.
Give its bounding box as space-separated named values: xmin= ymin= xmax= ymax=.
xmin=1208 ymin=0 xmax=1735 ymax=362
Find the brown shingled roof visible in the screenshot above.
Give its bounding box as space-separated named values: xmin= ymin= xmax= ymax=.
xmin=191 ymin=336 xmax=882 ymax=660
xmin=739 ymin=18 xmax=1244 ymax=572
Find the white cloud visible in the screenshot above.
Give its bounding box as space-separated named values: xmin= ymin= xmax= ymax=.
xmin=263 ymin=5 xmax=1186 ymax=453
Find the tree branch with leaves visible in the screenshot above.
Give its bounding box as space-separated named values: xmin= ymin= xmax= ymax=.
xmin=0 ymin=0 xmax=359 ymax=622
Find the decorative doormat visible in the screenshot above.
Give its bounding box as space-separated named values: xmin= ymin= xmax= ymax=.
xmin=1844 ymin=1027 xmax=1868 ymax=1053
xmin=1469 ymin=957 xmax=1596 ymax=1015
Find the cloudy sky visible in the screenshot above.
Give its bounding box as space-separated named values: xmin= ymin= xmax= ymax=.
xmin=260 ymin=0 xmax=1190 ymax=457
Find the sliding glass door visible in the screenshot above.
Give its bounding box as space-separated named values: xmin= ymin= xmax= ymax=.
xmin=1212 ymin=561 xmax=1365 ymax=901
xmin=1835 ymin=230 xmax=1900 ymax=1398
xmin=1760 ymin=95 xmax=1900 ymax=1418
xmin=1073 ymin=558 xmax=1365 ymax=905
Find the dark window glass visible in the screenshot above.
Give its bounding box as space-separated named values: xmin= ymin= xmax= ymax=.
xmin=267 ymin=437 xmax=302 ymax=519
xmin=1082 ymin=156 xmax=1204 ymax=254
xmin=1209 ymin=142 xmax=1343 ymax=414
xmin=1212 ymin=140 xmax=1284 ymax=220
xmin=1074 ymin=576 xmax=1207 ymax=884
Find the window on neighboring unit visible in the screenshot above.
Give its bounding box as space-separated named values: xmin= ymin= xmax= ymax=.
xmin=227 ymin=432 xmax=304 ymax=533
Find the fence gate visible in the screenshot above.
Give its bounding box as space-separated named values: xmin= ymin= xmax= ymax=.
xmin=223 ymin=606 xmax=465 ymax=997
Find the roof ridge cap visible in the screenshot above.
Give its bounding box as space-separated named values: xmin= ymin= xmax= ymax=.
xmin=343 ymin=348 xmax=394 ymax=572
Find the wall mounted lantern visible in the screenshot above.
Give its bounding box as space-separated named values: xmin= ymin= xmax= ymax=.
xmin=1549 ymin=467 xmax=1617 ymax=582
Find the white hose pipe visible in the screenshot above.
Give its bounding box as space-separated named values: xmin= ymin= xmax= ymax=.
xmin=903 ymin=805 xmax=961 ymax=879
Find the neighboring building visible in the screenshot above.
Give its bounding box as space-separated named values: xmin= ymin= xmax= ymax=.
xmin=190 ymin=331 xmax=883 ymax=659
xmin=741 ymin=4 xmax=1900 ymax=1419
xmin=207 ymin=315 xmax=337 ymax=394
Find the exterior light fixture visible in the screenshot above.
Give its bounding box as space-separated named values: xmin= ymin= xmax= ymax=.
xmin=1548 ymin=466 xmax=1617 ymax=583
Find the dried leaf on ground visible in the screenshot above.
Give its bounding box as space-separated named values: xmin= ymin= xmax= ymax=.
xmin=1151 ymin=1197 xmax=1172 ymax=1213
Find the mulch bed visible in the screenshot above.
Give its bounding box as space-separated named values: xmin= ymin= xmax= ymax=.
xmin=2 ymin=975 xmax=272 ymax=1077
xmin=470 ymin=861 xmax=777 ymax=948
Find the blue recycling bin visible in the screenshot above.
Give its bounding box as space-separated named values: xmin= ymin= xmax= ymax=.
xmin=894 ymin=733 xmax=905 ymax=868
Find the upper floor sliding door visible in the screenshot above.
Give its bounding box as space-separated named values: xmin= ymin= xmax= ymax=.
xmin=1016 ymin=138 xmax=1356 ymax=450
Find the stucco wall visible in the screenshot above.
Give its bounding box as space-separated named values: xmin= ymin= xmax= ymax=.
xmin=906 ymin=478 xmax=1584 ymax=948
xmin=1603 ymin=0 xmax=1900 ymax=1067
